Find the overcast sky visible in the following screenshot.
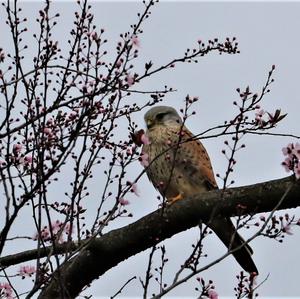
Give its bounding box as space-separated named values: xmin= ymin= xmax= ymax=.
xmin=1 ymin=1 xmax=300 ymax=298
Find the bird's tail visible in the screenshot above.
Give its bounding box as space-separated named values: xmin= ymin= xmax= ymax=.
xmin=209 ymin=218 xmax=258 ymax=274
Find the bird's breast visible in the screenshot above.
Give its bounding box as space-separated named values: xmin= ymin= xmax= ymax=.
xmin=142 ymin=125 xmax=188 ymax=198
xmin=142 ymin=124 xmax=214 ymax=199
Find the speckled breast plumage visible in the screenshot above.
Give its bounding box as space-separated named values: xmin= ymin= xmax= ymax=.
xmin=142 ymin=124 xmax=216 ymax=200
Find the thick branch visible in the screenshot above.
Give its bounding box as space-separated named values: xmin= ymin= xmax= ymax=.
xmin=9 ymin=176 xmax=300 ymax=298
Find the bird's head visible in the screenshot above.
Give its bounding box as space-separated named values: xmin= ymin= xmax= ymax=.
xmin=144 ymin=106 xmax=182 ymax=130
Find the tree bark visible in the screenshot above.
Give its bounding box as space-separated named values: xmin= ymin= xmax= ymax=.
xmin=11 ymin=176 xmax=300 ymax=298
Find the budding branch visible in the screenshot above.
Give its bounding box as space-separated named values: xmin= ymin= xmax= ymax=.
xmin=0 ymin=175 xmax=298 ymax=298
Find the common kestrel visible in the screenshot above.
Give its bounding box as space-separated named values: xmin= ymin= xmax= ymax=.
xmin=142 ymin=105 xmax=258 ymax=274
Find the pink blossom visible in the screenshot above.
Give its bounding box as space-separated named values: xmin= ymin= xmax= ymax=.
xmin=139 ymin=152 xmax=149 ymax=167
xmin=0 ymin=282 xmax=13 ymax=299
xmin=282 ymin=143 xmax=293 ymax=156
xmin=208 ymin=289 xmax=219 ymax=299
xmin=82 ymin=84 xmax=88 ymax=93
xmin=116 ymin=59 xmax=123 ymax=68
xmin=40 ymin=228 xmax=49 ymax=241
xmin=34 ymin=220 xmax=72 ymax=243
xmin=141 ymin=133 xmax=150 ymax=145
xmin=95 ymin=102 xmax=106 ymax=114
xmin=43 ymin=127 xmax=52 ymax=135
xmin=126 ymin=74 xmax=135 ymax=86
xmin=46 ymin=117 xmax=54 ymax=125
xmin=18 ymin=265 xmax=36 ymax=278
xmin=128 ymin=182 xmax=139 ymax=196
xmin=292 ymin=142 xmax=300 ymax=159
xmin=13 ymin=143 xmax=22 ymax=155
xmin=281 ymin=157 xmax=293 ymax=172
xmin=51 ymin=220 xmax=73 ymax=238
xmin=101 ymin=75 xmax=108 ymax=82
xmin=67 ymin=110 xmax=78 ymax=121
xmin=19 ymin=155 xmax=33 ymax=166
xmin=64 ymin=222 xmax=73 ymax=236
xmin=281 ymin=142 xmax=300 ymax=179
xmin=51 ymin=220 xmax=63 ymax=235
xmin=24 ymin=155 xmax=33 ymax=164
xmin=254 ymin=108 xmax=270 ymax=126
xmin=119 ymin=198 xmax=130 ymax=206
xmin=131 ymin=35 xmax=140 ymax=47
xmin=88 ymin=80 xmax=95 ymax=87
xmin=126 ymin=145 xmax=136 ymax=156
xmin=90 ymin=31 xmax=98 ymax=41
xmin=126 ymin=147 xmax=133 ymax=155
xmin=34 ymin=226 xmax=50 ymax=241
xmin=255 ymin=109 xmax=265 ymax=121
xmin=282 ymin=224 xmax=293 ymax=235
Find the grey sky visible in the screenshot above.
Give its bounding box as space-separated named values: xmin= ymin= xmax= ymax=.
xmin=1 ymin=1 xmax=300 ymax=298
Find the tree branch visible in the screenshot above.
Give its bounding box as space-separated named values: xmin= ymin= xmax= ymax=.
xmin=2 ymin=175 xmax=299 ymax=298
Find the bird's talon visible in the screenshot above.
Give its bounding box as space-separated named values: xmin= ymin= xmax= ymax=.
xmin=167 ymin=193 xmax=183 ymax=205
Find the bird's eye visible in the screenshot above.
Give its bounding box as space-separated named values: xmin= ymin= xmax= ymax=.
xmin=156 ymin=113 xmax=166 ymax=121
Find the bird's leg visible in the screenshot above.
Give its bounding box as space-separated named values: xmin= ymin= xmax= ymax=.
xmin=167 ymin=193 xmax=184 ymax=205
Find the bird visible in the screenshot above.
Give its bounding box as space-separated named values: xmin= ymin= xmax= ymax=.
xmin=142 ymin=105 xmax=258 ymax=274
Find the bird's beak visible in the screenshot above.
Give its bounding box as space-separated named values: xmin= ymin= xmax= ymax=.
xmin=146 ymin=119 xmax=153 ymax=129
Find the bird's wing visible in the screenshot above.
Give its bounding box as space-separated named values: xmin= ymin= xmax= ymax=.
xmin=169 ymin=127 xmax=218 ymax=190
xmin=167 ymin=126 xmax=258 ymax=273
